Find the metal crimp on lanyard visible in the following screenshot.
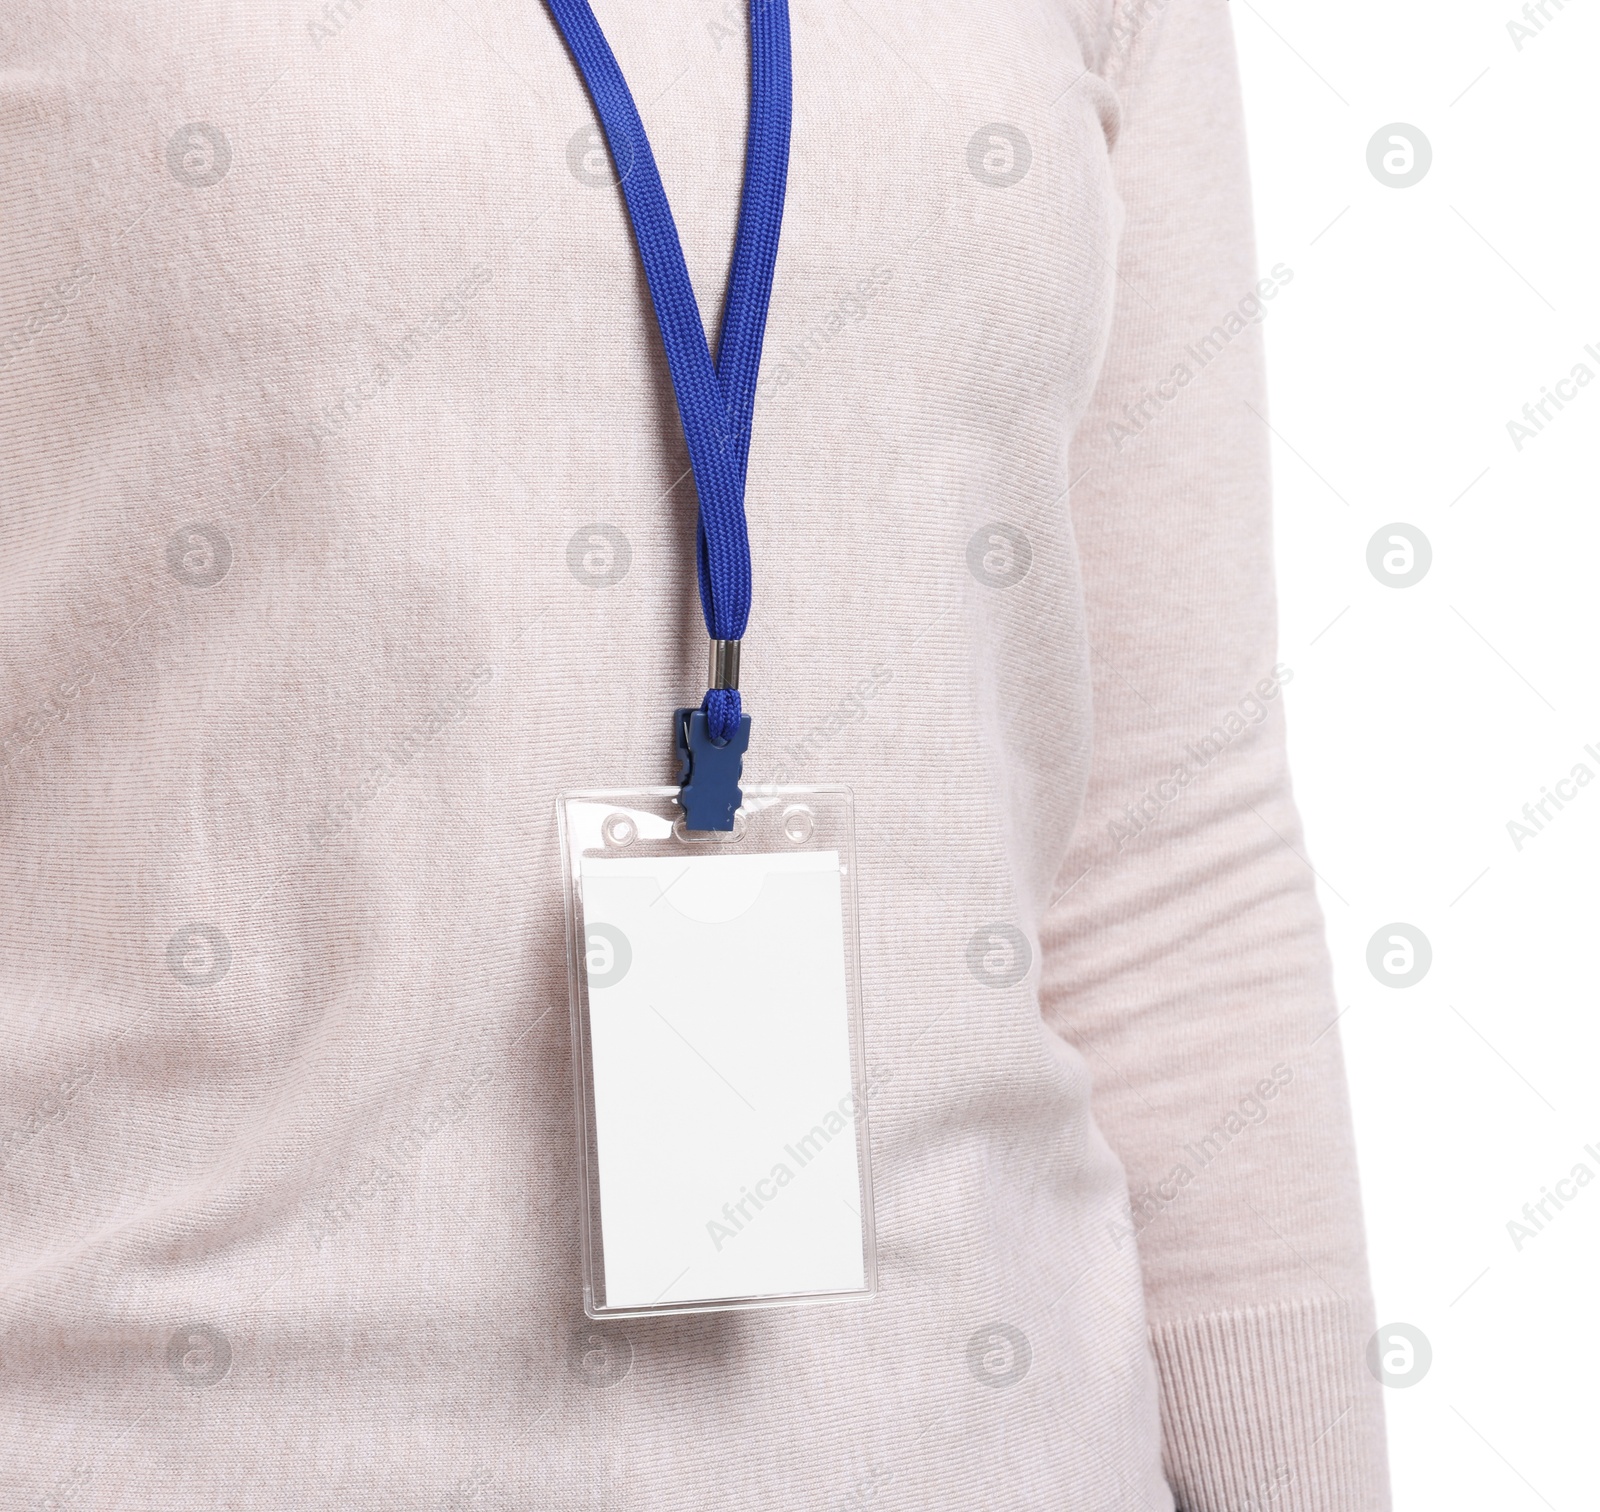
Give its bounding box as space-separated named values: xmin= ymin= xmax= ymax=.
xmin=675 ymin=639 xmax=746 ymax=831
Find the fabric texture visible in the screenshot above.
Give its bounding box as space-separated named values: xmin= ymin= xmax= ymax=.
xmin=0 ymin=1 xmax=1389 ymax=1508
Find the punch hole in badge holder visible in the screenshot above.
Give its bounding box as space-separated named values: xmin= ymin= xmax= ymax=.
xmin=557 ymin=786 xmax=877 ymax=1319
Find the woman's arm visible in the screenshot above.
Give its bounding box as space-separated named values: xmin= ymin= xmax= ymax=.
xmin=1042 ymin=4 xmax=1391 ymax=1508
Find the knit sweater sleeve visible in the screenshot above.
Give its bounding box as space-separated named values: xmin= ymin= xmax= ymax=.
xmin=1039 ymin=3 xmax=1392 ymax=1508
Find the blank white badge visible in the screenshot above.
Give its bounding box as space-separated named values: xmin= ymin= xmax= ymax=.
xmin=580 ymin=849 xmax=867 ymax=1311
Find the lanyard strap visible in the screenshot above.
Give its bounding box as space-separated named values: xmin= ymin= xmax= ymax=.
xmin=546 ymin=0 xmax=793 ymax=744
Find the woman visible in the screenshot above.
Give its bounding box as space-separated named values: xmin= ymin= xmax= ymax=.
xmin=0 ymin=1 xmax=1386 ymax=1506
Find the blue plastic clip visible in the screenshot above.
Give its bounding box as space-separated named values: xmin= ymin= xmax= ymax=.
xmin=674 ymin=708 xmax=750 ymax=832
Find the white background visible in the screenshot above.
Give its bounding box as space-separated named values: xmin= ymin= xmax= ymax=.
xmin=1232 ymin=2 xmax=1600 ymax=1507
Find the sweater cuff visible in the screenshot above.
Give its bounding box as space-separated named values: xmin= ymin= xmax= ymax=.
xmin=1149 ymin=1296 xmax=1391 ymax=1512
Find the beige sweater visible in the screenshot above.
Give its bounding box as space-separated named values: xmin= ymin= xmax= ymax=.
xmin=0 ymin=0 xmax=1389 ymax=1507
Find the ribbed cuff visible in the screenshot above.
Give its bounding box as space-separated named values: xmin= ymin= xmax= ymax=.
xmin=1149 ymin=1296 xmax=1391 ymax=1512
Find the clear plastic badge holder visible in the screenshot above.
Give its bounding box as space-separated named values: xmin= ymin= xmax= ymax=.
xmin=558 ymin=785 xmax=877 ymax=1318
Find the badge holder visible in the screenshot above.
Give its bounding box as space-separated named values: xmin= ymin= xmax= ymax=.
xmin=558 ymin=782 xmax=877 ymax=1318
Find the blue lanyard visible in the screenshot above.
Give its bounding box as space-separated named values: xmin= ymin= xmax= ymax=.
xmin=546 ymin=0 xmax=792 ymax=760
